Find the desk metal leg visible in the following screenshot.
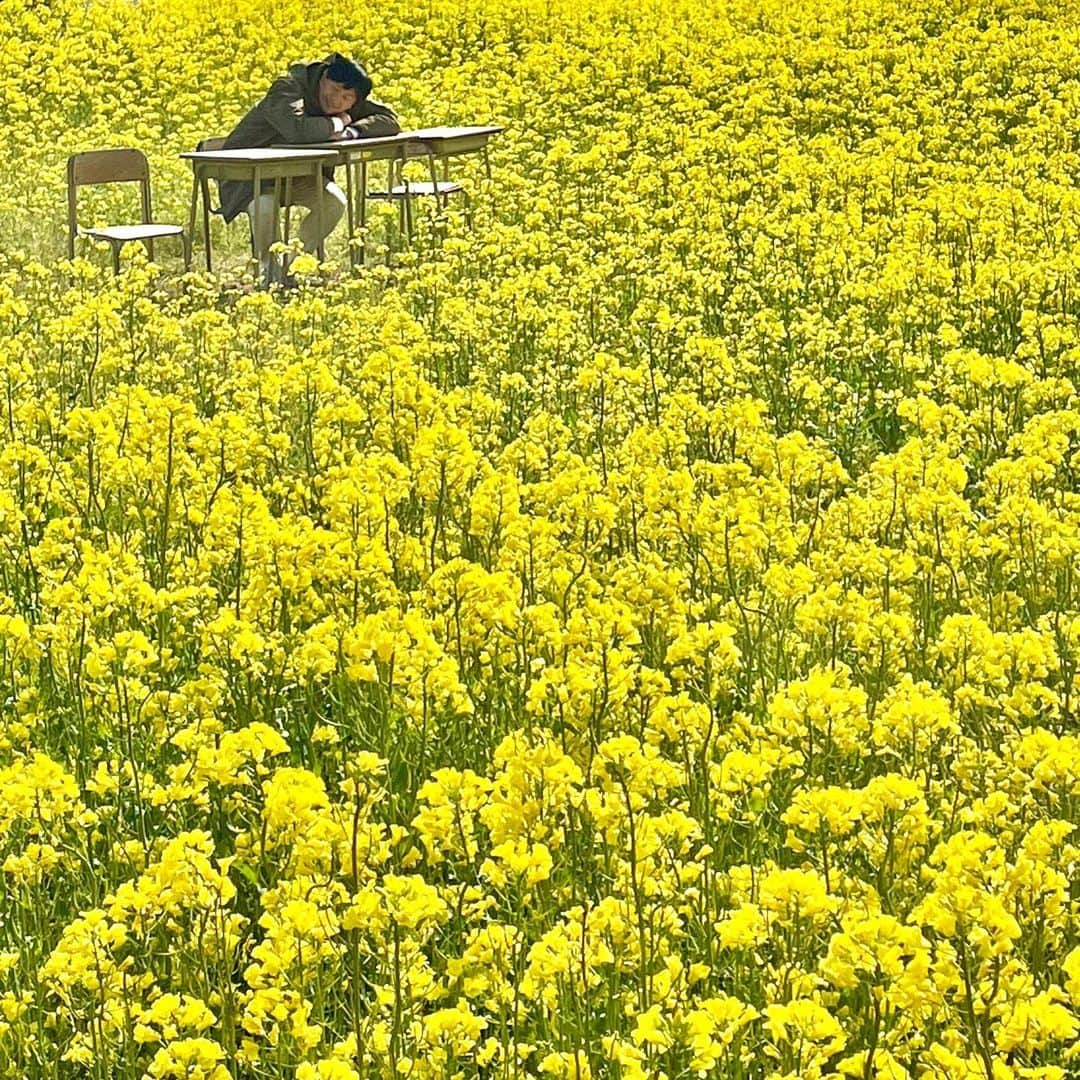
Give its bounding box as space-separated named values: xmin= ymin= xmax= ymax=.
xmin=395 ymin=159 xmax=409 ymax=244
xmin=427 ymin=151 xmax=441 ymax=210
xmin=187 ymin=172 xmax=199 ymax=267
xmin=283 ymin=177 xmax=292 ymax=249
xmin=344 ymin=159 xmax=356 ymax=268
xmin=427 ymin=150 xmax=442 ymax=252
xmin=199 ymin=174 xmax=213 ymax=272
xmin=315 ymin=166 xmax=325 ymax=262
xmin=359 ymin=159 xmax=368 ymax=267
xmin=252 ymin=165 xmax=263 ymax=282
xmin=272 ymin=176 xmax=282 ymax=282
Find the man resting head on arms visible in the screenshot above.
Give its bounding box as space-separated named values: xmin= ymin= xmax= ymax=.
xmin=219 ymin=53 xmax=400 ymax=282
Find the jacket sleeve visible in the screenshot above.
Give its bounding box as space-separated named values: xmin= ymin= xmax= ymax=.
xmin=348 ymin=98 xmax=402 ymax=137
xmin=254 ymin=75 xmax=336 ymax=143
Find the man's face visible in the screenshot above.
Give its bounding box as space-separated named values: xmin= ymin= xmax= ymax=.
xmin=318 ymin=75 xmax=358 ymax=116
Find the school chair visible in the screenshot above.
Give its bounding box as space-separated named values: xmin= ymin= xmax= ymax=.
xmin=366 ymin=142 xmax=469 ymax=245
xmin=67 ymin=148 xmax=191 ymax=273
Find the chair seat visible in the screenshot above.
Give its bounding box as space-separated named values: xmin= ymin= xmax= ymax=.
xmin=367 ymin=181 xmax=465 ymax=199
xmin=82 ymin=223 xmax=185 ymax=243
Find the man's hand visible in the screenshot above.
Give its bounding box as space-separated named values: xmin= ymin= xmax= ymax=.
xmin=329 ymin=112 xmax=354 ymax=139
xmin=334 ymin=123 xmax=367 ymax=141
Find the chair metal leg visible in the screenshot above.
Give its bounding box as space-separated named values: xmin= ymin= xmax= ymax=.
xmin=111 ymin=243 xmax=121 ymax=275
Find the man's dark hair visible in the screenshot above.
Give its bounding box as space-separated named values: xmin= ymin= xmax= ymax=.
xmin=325 ymin=55 xmax=373 ymax=100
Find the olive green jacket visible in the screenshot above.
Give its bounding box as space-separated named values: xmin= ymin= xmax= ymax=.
xmin=219 ymin=54 xmax=400 ymax=222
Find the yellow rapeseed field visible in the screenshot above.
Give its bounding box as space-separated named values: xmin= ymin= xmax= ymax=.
xmin=0 ymin=0 xmax=1078 ymax=1075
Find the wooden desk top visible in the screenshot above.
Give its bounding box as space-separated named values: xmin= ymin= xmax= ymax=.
xmin=407 ymin=125 xmax=503 ymax=141
xmin=180 ymin=148 xmax=340 ymax=164
xmin=280 ymin=126 xmax=504 ymax=156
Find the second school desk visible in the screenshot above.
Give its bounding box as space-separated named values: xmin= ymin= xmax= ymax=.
xmin=277 ymin=126 xmax=502 ymax=266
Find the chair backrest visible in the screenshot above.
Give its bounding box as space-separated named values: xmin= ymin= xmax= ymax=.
xmin=69 ymin=148 xmax=149 ymax=187
xmin=66 ymin=148 xmax=153 ymax=258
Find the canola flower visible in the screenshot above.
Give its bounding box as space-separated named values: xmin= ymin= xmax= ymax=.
xmin=0 ymin=0 xmax=1078 ymax=1076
